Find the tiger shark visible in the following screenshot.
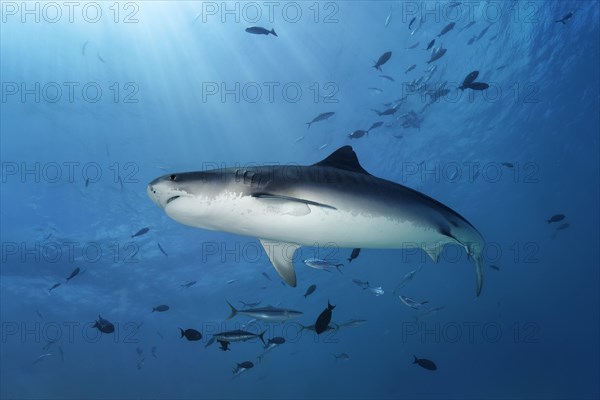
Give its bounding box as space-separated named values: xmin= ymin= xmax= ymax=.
xmin=147 ymin=146 xmax=486 ymax=295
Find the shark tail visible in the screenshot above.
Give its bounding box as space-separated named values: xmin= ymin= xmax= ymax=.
xmin=270 ymin=29 xmax=277 ymax=37
xmin=306 ymin=122 xmax=311 ymax=129
xmin=226 ymin=301 xmax=238 ymax=320
xmin=179 ymin=328 xmax=185 ymax=338
xmin=413 ymin=355 xmax=419 ymax=364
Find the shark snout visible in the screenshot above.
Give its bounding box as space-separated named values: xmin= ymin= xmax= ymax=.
xmin=147 ymin=182 xmax=163 ymax=208
xmin=147 ymin=175 xmax=192 ymax=209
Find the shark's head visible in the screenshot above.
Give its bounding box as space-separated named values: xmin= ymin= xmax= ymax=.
xmin=147 ymin=172 xmax=197 ymax=209
xmin=147 ymin=170 xmax=244 ymax=230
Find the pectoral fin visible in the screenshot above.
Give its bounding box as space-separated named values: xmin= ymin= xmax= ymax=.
xmin=260 ymin=240 xmax=300 ymax=287
xmin=253 ymin=193 xmax=337 ymax=210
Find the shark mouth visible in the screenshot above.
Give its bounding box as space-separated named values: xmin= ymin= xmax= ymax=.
xmin=166 ymin=196 xmax=181 ymax=204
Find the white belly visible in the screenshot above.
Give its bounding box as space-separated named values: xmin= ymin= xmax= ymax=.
xmin=165 ymin=193 xmax=441 ymax=249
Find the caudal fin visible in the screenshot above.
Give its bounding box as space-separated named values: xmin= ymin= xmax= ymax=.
xmin=413 ymin=355 xmax=419 ymax=364
xmin=226 ymin=301 xmax=238 ymax=320
xmin=271 ymin=29 xmax=277 ymax=37
xmin=179 ymin=328 xmax=185 ymax=338
xmin=258 ymin=330 xmax=267 ymax=345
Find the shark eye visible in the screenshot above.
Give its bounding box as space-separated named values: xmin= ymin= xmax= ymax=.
xmin=169 ymin=174 xmax=177 ymax=181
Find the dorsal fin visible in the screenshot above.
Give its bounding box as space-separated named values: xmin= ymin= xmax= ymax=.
xmin=312 ymin=146 xmax=371 ymax=175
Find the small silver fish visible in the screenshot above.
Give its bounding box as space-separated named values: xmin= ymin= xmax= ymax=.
xmin=399 ymin=295 xmax=429 ymax=310
xmin=303 ymin=258 xmax=343 ymax=273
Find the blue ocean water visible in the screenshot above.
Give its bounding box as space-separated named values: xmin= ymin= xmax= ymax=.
xmin=1 ymin=1 xmax=599 ymax=398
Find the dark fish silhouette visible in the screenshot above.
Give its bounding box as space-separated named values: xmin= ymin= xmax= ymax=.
xmin=348 ymin=248 xmax=361 ymax=262
xmin=413 ymin=355 xmax=437 ymax=371
xmin=496 ymin=64 xmax=508 ymax=71
xmin=405 ymin=64 xmax=417 ymax=74
xmin=48 ymin=283 xmax=61 ymax=292
xmin=348 ymin=130 xmax=367 ymax=139
xmin=218 ymin=340 xmax=230 ymax=351
xmin=367 ymin=121 xmax=384 ymax=132
xmin=97 ymin=52 xmax=105 ymax=63
xmin=426 ymin=39 xmax=435 ymax=50
xmin=377 ymin=107 xmax=399 ymax=116
xmin=427 ymin=48 xmax=446 ymax=64
xmin=180 ymin=328 xmax=202 ymax=341
xmin=466 ymin=82 xmax=489 ymax=91
xmin=181 ymin=280 xmax=197 ymax=288
xmin=352 ymin=279 xmax=369 ymax=289
xmin=373 ymin=51 xmax=392 ymax=71
xmin=94 ymin=315 xmax=115 ymax=334
xmin=157 ymin=243 xmax=168 ymax=257
xmin=262 ymin=272 xmax=272 ymax=281
xmin=131 ymin=227 xmax=149 ymax=238
xmin=35 ymin=310 xmax=44 ymax=319
xmin=267 ymin=337 xmax=285 ymax=345
xmin=489 ymin=264 xmax=500 ymax=271
xmin=237 ymin=361 xmax=254 ymax=369
xmin=476 ymin=24 xmax=493 ymax=41
xmin=315 ymin=301 xmax=336 ymax=334
xmin=501 ymin=162 xmax=514 ymax=168
xmin=304 ymin=284 xmax=317 ymax=298
xmin=547 ymin=214 xmax=565 ymax=223
xmin=408 ymin=17 xmax=416 ymax=30
xmin=379 ymin=75 xmax=395 ymax=81
xmin=245 ymin=26 xmax=277 ymax=36
xmin=405 ymin=42 xmax=420 ymax=50
xmin=306 ymin=112 xmax=335 ymax=129
xmin=460 ymin=21 xmax=476 ymax=32
xmin=66 ymin=267 xmax=80 ymax=282
xmin=85 ymin=178 xmax=89 ymax=187
xmin=153 ymin=305 xmax=170 ymax=312
xmin=459 ymin=71 xmax=479 ymax=90
xmin=556 ymin=223 xmax=570 ymax=231
xmin=555 ymin=12 xmax=573 ymax=24
xmin=437 ymin=22 xmax=455 ymax=37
